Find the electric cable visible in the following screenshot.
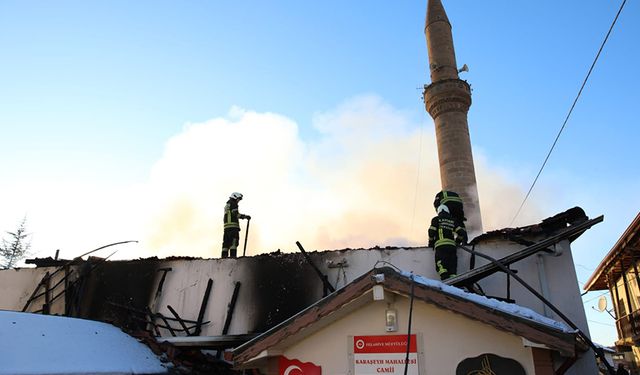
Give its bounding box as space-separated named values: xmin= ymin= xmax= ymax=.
xmin=582 ymin=290 xmax=609 ymax=304
xmin=587 ymin=319 xmax=615 ymax=327
xmin=510 ymin=0 xmax=627 ymax=225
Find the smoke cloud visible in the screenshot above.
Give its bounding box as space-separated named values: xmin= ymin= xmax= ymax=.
xmin=141 ymin=95 xmax=546 ymax=259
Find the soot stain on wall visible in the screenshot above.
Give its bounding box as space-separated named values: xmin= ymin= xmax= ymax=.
xmin=81 ymin=260 xmax=160 ymax=330
xmin=248 ymin=252 xmax=320 ymax=333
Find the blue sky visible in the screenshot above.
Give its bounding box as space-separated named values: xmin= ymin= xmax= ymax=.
xmin=1 ymin=1 xmax=638 ymax=345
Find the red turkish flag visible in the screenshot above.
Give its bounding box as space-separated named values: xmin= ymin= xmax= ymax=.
xmin=279 ymin=356 xmax=322 ymax=375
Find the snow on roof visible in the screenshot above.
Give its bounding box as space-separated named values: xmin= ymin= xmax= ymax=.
xmin=593 ymin=342 xmax=616 ymax=353
xmin=400 ymin=271 xmax=574 ymax=333
xmin=0 ymin=311 xmax=167 ymax=375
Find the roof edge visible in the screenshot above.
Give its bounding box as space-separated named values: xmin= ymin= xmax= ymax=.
xmin=234 ymin=267 xmax=577 ymax=363
xmin=584 ymin=212 xmax=640 ymax=291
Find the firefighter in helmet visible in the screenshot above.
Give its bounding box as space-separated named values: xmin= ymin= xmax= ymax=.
xmin=433 ymin=190 xmax=466 ymax=223
xmin=222 ymin=192 xmax=250 ymax=258
xmin=428 ymin=204 xmax=467 ymax=280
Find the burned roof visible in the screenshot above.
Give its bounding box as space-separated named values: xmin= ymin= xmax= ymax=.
xmin=234 ymin=267 xmax=579 ymax=364
xmin=24 ymin=207 xmax=594 ymax=270
xmin=471 ymin=207 xmax=590 ymax=244
xmin=584 ymin=212 xmax=640 ymax=291
xmin=25 ymin=246 xmax=424 ymax=268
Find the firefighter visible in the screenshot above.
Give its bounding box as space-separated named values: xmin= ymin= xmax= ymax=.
xmin=222 ymin=192 xmax=250 ymax=259
xmin=433 ymin=190 xmax=466 ymax=223
xmin=428 ymin=204 xmax=467 ymax=280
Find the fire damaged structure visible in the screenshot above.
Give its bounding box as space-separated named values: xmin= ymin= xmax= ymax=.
xmin=0 ymin=207 xmax=604 ymax=374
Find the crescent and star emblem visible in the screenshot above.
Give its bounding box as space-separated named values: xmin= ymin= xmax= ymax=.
xmin=283 ymin=365 xmax=302 ymax=375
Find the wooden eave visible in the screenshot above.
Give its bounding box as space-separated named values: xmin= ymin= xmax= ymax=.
xmin=383 ymin=273 xmax=576 ymax=357
xmin=585 ymin=213 xmax=640 ymax=291
xmin=234 ymin=268 xmax=577 ymax=364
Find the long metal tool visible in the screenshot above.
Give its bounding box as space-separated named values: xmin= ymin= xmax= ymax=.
xmin=242 ymin=218 xmax=251 ymax=257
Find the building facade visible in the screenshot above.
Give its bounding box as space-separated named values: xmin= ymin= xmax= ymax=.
xmin=234 ymin=268 xmax=580 ymax=375
xmin=585 ymin=212 xmax=640 ymax=372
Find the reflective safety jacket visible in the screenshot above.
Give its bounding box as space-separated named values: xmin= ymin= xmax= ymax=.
xmin=428 ymin=211 xmax=467 ymax=250
xmin=223 ymin=199 xmax=241 ymax=229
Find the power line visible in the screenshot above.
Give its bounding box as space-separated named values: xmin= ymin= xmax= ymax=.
xmin=510 ymin=0 xmax=627 ymax=225
xmin=582 ymin=290 xmax=609 ymax=304
xmin=587 ymin=319 xmax=614 ymax=327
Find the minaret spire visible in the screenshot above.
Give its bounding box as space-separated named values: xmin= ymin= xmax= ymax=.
xmin=423 ymin=0 xmax=483 ymax=235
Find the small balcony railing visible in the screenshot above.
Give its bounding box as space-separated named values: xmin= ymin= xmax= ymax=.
xmin=616 ymin=309 xmax=640 ymax=342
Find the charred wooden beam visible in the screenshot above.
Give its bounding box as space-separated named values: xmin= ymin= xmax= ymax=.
xmin=107 ymin=301 xmax=203 ymax=325
xmin=22 ymin=273 xmax=48 ymax=312
xmin=43 ymin=272 xmax=51 ymax=315
xmin=194 ymin=278 xmax=213 ymax=336
xmin=47 ymin=251 xmax=117 ymax=308
xmin=157 ymin=312 xmax=177 ymax=337
xmin=150 ymin=268 xmax=172 ymax=312
xmin=446 ymin=215 xmax=603 ymax=287
xmin=149 ymin=268 xmax=172 ymax=331
xmin=32 ymin=269 xmax=74 ymax=301
xmin=217 ymin=282 xmax=242 ymax=359
xmin=222 ymin=282 xmax=241 ymax=335
xmin=167 ymin=305 xmax=191 ymax=336
xmin=64 ymin=266 xmax=71 ymax=316
xmin=130 ymin=315 xmax=206 ymax=333
xmin=145 ymin=307 xmax=161 ymax=336
xmin=296 ymin=241 xmax=335 ymax=295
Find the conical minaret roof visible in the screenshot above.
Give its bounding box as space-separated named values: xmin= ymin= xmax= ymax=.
xmin=424 ymin=0 xmax=459 ymax=83
xmin=425 ymin=0 xmax=450 ymax=29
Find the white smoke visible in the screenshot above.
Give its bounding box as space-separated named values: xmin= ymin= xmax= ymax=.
xmin=140 ymin=95 xmax=546 ymax=259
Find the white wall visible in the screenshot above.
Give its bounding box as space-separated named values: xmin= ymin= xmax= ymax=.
xmin=281 ymin=291 xmax=536 ymax=375
xmin=0 ymin=266 xmax=66 ymax=315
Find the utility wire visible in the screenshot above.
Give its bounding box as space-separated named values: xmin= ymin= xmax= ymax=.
xmin=587 ymin=319 xmax=615 ymax=327
xmin=510 ymin=0 xmax=627 ymax=225
xmin=582 ymin=290 xmax=609 ymax=304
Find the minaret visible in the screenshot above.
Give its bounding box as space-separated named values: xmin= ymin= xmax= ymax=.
xmin=423 ymin=0 xmax=483 ymax=234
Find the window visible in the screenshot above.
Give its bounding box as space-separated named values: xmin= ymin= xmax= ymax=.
xmin=619 ymin=298 xmax=627 ymax=317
